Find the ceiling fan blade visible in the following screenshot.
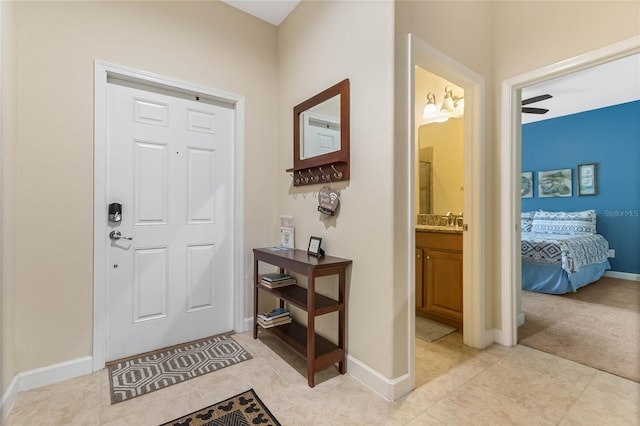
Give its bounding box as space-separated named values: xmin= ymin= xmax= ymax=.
xmin=522 ymin=94 xmax=553 ymax=105
xmin=522 ymin=107 xmax=549 ymax=114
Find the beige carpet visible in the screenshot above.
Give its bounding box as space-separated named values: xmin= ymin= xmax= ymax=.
xmin=415 ymin=315 xmax=456 ymax=342
xmin=518 ymin=276 xmax=639 ymax=383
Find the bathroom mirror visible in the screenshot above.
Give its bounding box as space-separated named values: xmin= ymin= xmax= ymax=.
xmin=417 ymin=122 xmax=463 ymax=215
xmin=290 ymin=79 xmax=350 ymax=186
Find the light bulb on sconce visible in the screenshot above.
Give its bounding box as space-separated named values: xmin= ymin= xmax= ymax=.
xmin=423 ymin=92 xmax=448 ymax=123
xmin=440 ymin=86 xmax=464 ymax=118
xmin=423 ymin=92 xmax=437 ymax=116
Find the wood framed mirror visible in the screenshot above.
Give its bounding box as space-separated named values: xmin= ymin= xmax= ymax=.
xmin=288 ymin=79 xmax=350 ymax=186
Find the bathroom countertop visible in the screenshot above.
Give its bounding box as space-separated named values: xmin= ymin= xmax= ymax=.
xmin=415 ymin=225 xmax=463 ymax=234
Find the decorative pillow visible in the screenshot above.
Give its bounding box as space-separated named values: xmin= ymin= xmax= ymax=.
xmin=521 ymin=211 xmax=534 ymax=233
xmin=531 ymin=210 xmax=597 ymax=235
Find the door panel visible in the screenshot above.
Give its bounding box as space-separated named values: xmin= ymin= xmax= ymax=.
xmin=134 ymin=141 xmax=168 ymax=225
xmin=106 ymin=81 xmax=233 ymax=361
xmin=186 ymin=243 xmax=216 ymax=312
xmin=187 ymin=148 xmax=216 ymax=223
xmin=133 ymin=247 xmax=168 ymax=322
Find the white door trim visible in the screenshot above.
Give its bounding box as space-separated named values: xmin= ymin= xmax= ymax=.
xmin=407 ymin=34 xmax=486 ymax=391
xmin=499 ymin=36 xmax=640 ymax=346
xmin=93 ymin=61 xmax=245 ymax=371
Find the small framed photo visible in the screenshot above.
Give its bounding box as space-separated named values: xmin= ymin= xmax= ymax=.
xmin=307 ymin=236 xmax=324 ymax=257
xmin=578 ymin=163 xmax=598 ymax=196
xmin=521 ymin=172 xmax=533 ymax=198
xmin=538 ymin=168 xmax=572 ymax=198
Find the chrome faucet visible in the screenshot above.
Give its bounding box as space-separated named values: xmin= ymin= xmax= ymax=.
xmin=446 ymin=212 xmax=454 ymax=227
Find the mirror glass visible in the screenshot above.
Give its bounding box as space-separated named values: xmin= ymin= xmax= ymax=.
xmin=417 ymin=121 xmax=463 ymax=215
xmin=300 ymin=95 xmax=341 ymax=159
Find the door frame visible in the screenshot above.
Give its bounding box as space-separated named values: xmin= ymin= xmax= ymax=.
xmin=408 ymin=34 xmax=486 ymax=390
xmin=498 ymin=36 xmax=640 ymax=345
xmin=92 ymin=61 xmax=245 ymax=371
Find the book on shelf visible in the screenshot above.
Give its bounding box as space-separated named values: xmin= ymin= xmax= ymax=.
xmin=260 ymin=278 xmax=297 ymax=289
xmin=257 ymin=316 xmax=292 ymax=328
xmin=257 ymin=308 xmax=290 ymax=322
xmin=261 ymin=273 xmax=293 ymax=283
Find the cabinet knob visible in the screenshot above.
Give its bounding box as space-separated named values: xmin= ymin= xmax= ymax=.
xmin=426 ymin=256 xmax=431 ymax=260
xmin=417 ymin=253 xmax=421 ymax=258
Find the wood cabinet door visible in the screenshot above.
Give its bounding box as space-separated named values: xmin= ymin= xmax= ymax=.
xmin=424 ymin=249 xmax=463 ymax=320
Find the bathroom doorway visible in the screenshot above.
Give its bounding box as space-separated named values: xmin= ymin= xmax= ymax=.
xmin=408 ymin=34 xmax=486 ymax=390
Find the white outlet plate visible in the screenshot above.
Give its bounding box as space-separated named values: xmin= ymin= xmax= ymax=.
xmin=608 ymin=249 xmax=615 ymax=258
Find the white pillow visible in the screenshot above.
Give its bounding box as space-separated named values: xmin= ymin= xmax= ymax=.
xmin=531 ymin=210 xmax=597 ymax=235
xmin=521 ymin=211 xmax=534 ymax=233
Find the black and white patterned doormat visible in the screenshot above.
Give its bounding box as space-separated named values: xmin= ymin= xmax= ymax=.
xmin=107 ymin=335 xmax=252 ymax=404
xmin=159 ymin=388 xmax=281 ymax=426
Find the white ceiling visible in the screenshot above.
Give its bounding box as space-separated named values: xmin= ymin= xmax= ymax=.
xmin=221 ymin=0 xmax=300 ymax=26
xmin=521 ymin=53 xmax=640 ymax=124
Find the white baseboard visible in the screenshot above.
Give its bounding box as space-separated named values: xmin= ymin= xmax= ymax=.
xmin=487 ymin=327 xmax=513 ymax=347
xmin=603 ymin=271 xmax=640 ymax=282
xmin=517 ymin=313 xmax=525 ymax=327
xmin=1 ymin=375 xmax=19 ymax=421
xmin=20 ymin=356 xmax=93 ymax=392
xmin=241 ymin=317 xmax=253 ymax=333
xmin=346 ymin=354 xmax=411 ymax=401
xmin=1 ymin=356 xmax=93 ymax=419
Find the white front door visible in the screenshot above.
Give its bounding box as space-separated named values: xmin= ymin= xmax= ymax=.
xmin=105 ymin=80 xmax=234 ymax=361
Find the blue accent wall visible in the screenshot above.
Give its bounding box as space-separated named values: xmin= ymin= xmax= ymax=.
xmin=522 ymin=100 xmax=640 ymax=274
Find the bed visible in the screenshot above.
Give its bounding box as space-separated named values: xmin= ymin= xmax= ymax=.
xmin=521 ymin=210 xmax=611 ymax=294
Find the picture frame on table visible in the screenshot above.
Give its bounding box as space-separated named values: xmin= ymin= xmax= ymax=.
xmin=307 ymin=236 xmax=324 ymax=257
xmin=578 ymin=163 xmax=598 ymax=196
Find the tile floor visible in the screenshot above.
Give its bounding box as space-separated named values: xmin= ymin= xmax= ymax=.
xmin=4 ymin=331 xmax=639 ymax=425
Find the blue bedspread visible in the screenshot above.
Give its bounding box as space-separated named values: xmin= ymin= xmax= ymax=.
xmin=521 ymin=232 xmax=610 ymax=294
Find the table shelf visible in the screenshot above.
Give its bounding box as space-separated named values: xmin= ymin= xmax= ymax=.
xmin=253 ymin=248 xmax=352 ymax=387
xmin=258 ymin=283 xmax=342 ymax=316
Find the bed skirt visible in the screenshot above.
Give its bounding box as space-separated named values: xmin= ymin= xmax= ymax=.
xmin=522 ymin=260 xmax=611 ymax=294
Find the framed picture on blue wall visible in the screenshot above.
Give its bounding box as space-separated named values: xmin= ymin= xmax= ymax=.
xmin=538 ymin=169 xmax=572 ymax=197
xmin=521 ymin=172 xmax=533 ymax=198
xmin=578 ymin=163 xmax=598 ymax=196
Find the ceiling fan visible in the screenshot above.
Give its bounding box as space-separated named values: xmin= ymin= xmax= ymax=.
xmin=522 ymin=94 xmax=552 ymax=114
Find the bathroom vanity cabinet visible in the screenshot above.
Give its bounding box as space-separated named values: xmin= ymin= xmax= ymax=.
xmin=415 ymin=229 xmax=463 ymax=329
xmin=253 ymin=248 xmax=352 ymax=387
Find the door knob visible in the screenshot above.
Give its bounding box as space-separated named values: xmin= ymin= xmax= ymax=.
xmin=109 ymin=230 xmax=132 ymax=241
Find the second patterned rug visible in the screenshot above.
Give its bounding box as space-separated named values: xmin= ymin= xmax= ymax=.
xmin=107 ymin=334 xmax=252 ymax=404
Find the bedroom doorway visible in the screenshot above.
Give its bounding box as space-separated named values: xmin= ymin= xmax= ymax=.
xmin=499 ymin=37 xmax=640 ymax=346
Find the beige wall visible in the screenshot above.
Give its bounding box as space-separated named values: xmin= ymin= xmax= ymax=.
xmin=277 ymin=1 xmax=396 ymax=376
xmin=12 ymin=1 xmax=279 ymax=373
xmin=3 ymin=0 xmax=639 ymax=397
xmin=1 ymin=0 xmax=17 ymax=393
